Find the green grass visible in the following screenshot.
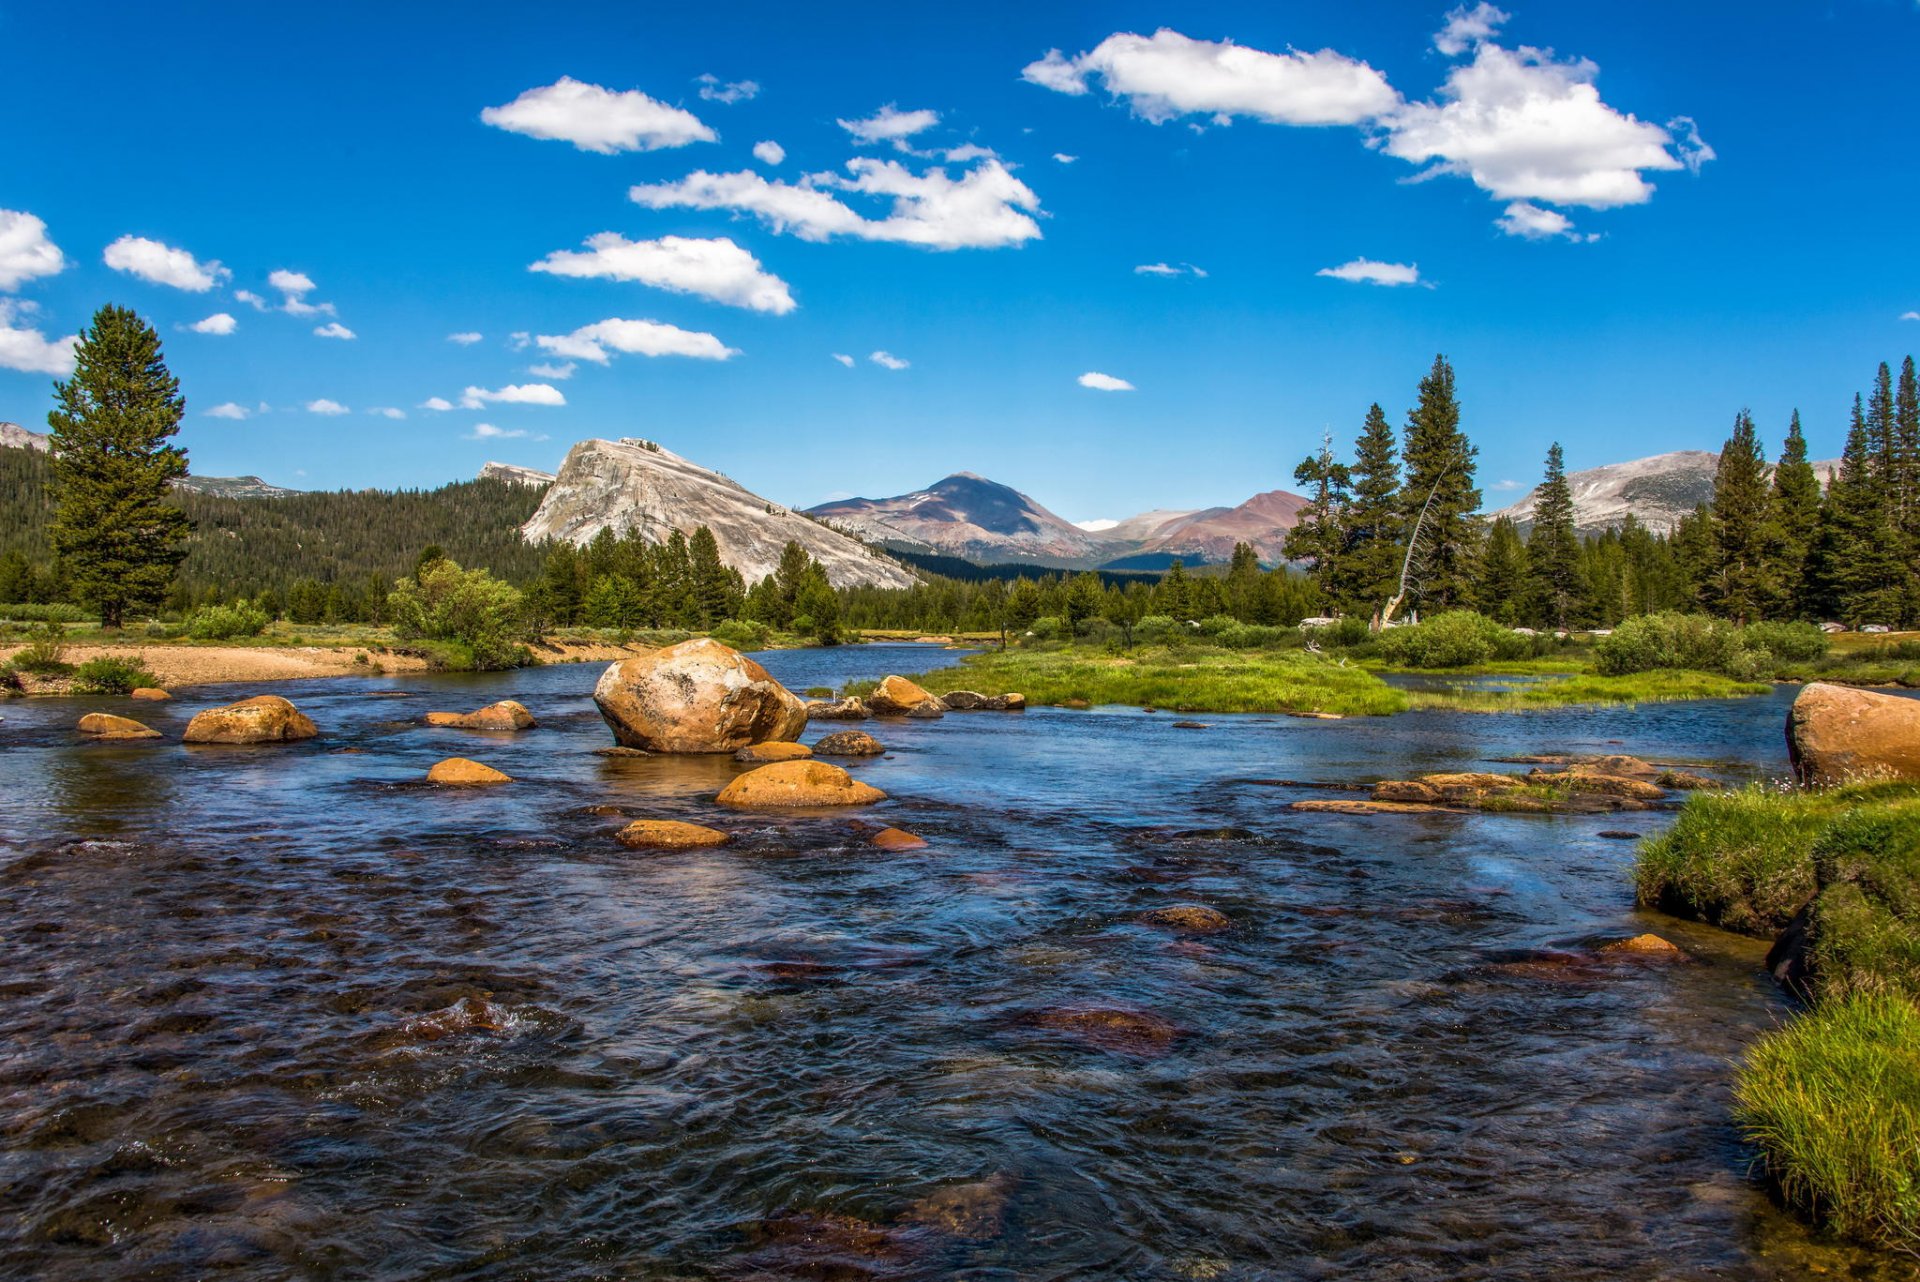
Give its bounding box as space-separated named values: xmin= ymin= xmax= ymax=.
xmin=1807 ymin=811 xmax=1920 ymax=1004
xmin=1734 ymin=994 xmax=1920 ymax=1250
xmin=1404 ymin=668 xmax=1769 ymax=712
xmin=71 ymin=656 xmax=159 ymax=695
xmin=1634 ymin=782 xmax=1920 ymax=936
xmin=898 ymin=644 xmax=1409 ymax=717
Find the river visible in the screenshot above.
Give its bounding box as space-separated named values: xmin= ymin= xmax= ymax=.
xmin=0 ymin=645 xmax=1898 ymax=1279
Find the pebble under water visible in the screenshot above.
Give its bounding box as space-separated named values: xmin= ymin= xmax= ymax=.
xmin=0 ymin=645 xmax=1904 ymax=1280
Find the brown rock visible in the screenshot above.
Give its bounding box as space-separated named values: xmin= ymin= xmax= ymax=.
xmin=902 ymin=1174 xmax=1015 ymax=1241
xmin=1141 ymin=904 xmax=1232 ymax=933
xmin=1656 ymin=770 xmax=1720 ymax=790
xmin=813 ymin=730 xmax=884 ymax=757
xmin=1420 ymin=772 xmax=1524 ymax=791
xmin=870 ymin=826 xmax=928 ymax=850
xmin=424 ymin=699 xmax=536 ymax=731
xmin=1787 ymin=681 xmax=1920 ymax=786
xmin=427 ymin=757 xmax=511 ymax=785
xmin=1540 ymin=769 xmax=1667 ymax=801
xmin=805 ymin=697 xmax=871 ymax=720
xmin=1002 ymin=693 xmax=1026 ymax=711
xmin=735 ymin=741 xmax=813 ymax=763
xmin=182 ymin=695 xmax=318 ymax=744
xmin=616 ymin=819 xmax=731 ymax=849
xmin=868 ymin=674 xmax=944 ymax=717
xmin=717 ymin=760 xmax=886 ymax=808
xmin=1599 ymin=932 xmax=1689 ymax=960
xmin=1372 ymin=780 xmax=1440 ymax=803
xmin=1028 ymin=1005 xmax=1180 ymax=1055
xmin=77 ymin=712 xmax=160 ymax=739
xmin=1291 ymin=799 xmax=1458 ymax=815
xmin=1061 ymin=698 xmax=1092 ymax=710
xmin=593 ymin=638 xmax=807 ymax=754
xmin=129 ymin=687 xmax=171 ymax=701
xmin=593 ymin=746 xmax=650 ymax=757
xmin=1171 ymin=720 xmax=1210 ymax=730
xmin=941 ymin=690 xmax=1026 ymax=712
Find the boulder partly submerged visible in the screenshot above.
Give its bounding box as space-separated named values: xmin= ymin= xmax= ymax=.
xmin=616 ymin=819 xmax=731 ymax=849
xmin=182 ymin=695 xmax=318 ymax=745
xmin=867 ymin=675 xmax=945 ymax=718
xmin=941 ymin=690 xmax=1026 ymax=712
xmin=716 ymin=760 xmax=886 ymax=808
xmin=77 ymin=712 xmax=161 ymax=740
xmin=1788 ymin=681 xmax=1920 ymax=786
xmin=594 ymin=638 xmax=807 ymax=754
xmin=813 ymin=730 xmax=885 ymax=757
xmin=805 ymin=697 xmax=871 ymax=721
xmin=425 ymin=700 xmax=536 ymax=731
xmin=735 ymin=741 xmax=813 ymax=763
xmin=427 ymin=757 xmax=511 ymax=785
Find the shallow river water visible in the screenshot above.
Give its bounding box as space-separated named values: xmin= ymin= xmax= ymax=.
xmin=0 ymin=645 xmax=1905 ymax=1280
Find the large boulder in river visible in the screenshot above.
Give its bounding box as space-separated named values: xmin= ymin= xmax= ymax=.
xmin=716 ymin=760 xmax=886 ymax=808
xmin=427 ymin=757 xmax=511 ymax=785
xmin=941 ymin=690 xmax=1025 ymax=712
xmin=593 ymin=638 xmax=806 ymax=754
xmin=1788 ymin=682 xmax=1920 ymax=786
xmin=77 ymin=713 xmax=160 ymax=740
xmin=814 ymin=730 xmax=885 ymax=757
xmin=182 ymin=695 xmax=317 ymax=744
xmin=867 ymin=675 xmax=944 ymax=717
xmin=426 ymin=700 xmax=535 ymax=731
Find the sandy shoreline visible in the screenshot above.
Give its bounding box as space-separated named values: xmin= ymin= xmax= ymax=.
xmin=0 ymin=639 xmax=657 ymax=691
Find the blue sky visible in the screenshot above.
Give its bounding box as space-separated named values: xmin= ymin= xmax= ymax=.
xmin=1 ymin=1 xmax=1916 ymax=524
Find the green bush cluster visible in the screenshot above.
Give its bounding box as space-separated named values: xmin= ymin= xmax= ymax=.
xmin=185 ymin=600 xmax=270 ymax=640
xmin=71 ymin=656 xmax=159 ymax=695
xmin=386 ymin=558 xmax=528 ymax=671
xmin=0 ymin=602 xmax=89 ymax=624
xmin=1374 ymin=610 xmax=1541 ymax=669
xmin=8 ymin=622 xmax=71 ymax=674
xmin=1595 ymin=612 xmax=1827 ymax=679
xmin=708 ymin=619 xmax=770 ymax=651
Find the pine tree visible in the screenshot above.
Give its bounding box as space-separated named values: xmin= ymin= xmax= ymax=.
xmin=1282 ymin=428 xmax=1352 ymax=603
xmin=1704 ymin=410 xmax=1772 ymax=623
xmin=1477 ymin=516 xmax=1530 ymax=625
xmin=1337 ymin=402 xmax=1403 ymax=612
xmin=1806 ymin=396 xmax=1905 ymax=625
xmin=46 ymin=305 xmax=192 ymax=626
xmin=1524 ymin=442 xmax=1582 ymax=629
xmin=1399 ymin=355 xmax=1482 ymax=613
xmin=1895 ymin=356 xmax=1919 ymax=624
xmin=1767 ymin=411 xmax=1822 ymax=618
xmin=688 ymin=526 xmax=741 ymax=625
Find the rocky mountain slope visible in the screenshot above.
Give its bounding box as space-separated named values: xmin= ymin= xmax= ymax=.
xmin=0 ymin=422 xmax=49 ymax=453
xmin=1 ymin=422 xmax=301 ymax=496
xmin=1120 ymin=489 xmax=1310 ymax=566
xmin=806 ymin=473 xmax=1116 ymax=565
xmin=1495 ymin=450 xmax=1841 ymax=536
xmin=523 ymin=437 xmax=919 ymax=589
xmin=479 ymin=461 xmax=556 ymax=488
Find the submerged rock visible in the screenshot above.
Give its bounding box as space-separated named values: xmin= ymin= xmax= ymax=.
xmin=129 ymin=687 xmax=171 ymax=701
xmin=805 ymin=697 xmax=871 ymax=720
xmin=813 ymin=730 xmax=885 ymax=757
xmin=77 ymin=713 xmax=160 ymax=739
xmin=1531 ymin=767 xmax=1666 ymax=801
xmin=734 ymin=741 xmax=813 ymax=763
xmin=1598 ymin=932 xmax=1689 ymax=960
xmin=594 ymin=638 xmax=806 ymax=754
xmin=182 ymin=695 xmax=318 ymax=744
xmin=616 ymin=819 xmax=731 ymax=849
xmin=717 ymin=760 xmax=886 ymax=808
xmin=1788 ymin=681 xmax=1920 ymax=785
xmin=425 ymin=700 xmax=536 ymax=731
xmin=902 ymin=1173 xmax=1016 ymax=1240
xmin=1141 ymin=904 xmax=1232 ymax=933
xmin=1027 ymin=1005 xmax=1181 ymax=1055
xmin=868 ymin=675 xmax=944 ymax=717
xmin=870 ymin=826 xmax=928 ymax=850
xmin=427 ymin=757 xmax=512 ymax=785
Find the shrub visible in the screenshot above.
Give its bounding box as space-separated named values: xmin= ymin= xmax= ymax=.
xmin=1323 ymin=616 xmax=1375 ymax=650
xmin=0 ymin=602 xmax=88 ymax=624
xmin=1734 ymin=994 xmax=1920 ymax=1249
xmin=10 ymin=621 xmax=71 ymax=674
xmin=709 ymin=619 xmax=770 ymax=650
xmin=387 ymin=559 xmax=528 ymax=671
xmin=186 ymin=600 xmax=270 ymax=640
xmin=1742 ymin=620 xmax=1830 ymax=665
xmin=1598 ymin=613 xmax=1825 ymax=678
xmin=1133 ymin=615 xmax=1181 ymax=646
xmin=1026 ymin=616 xmax=1063 ymax=640
xmin=1808 ymin=810 xmax=1920 ymax=1003
xmin=1197 ymin=614 xmax=1239 ymax=637
xmin=72 ymin=656 xmax=159 ymax=695
xmin=1375 ymin=610 xmax=1520 ymax=669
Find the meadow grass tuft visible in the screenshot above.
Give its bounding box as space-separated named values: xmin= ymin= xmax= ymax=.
xmin=1734 ymin=994 xmax=1920 ymax=1251
xmin=1404 ymin=668 xmax=1769 ymax=712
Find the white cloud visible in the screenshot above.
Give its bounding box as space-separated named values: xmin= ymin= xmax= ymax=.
xmin=1380 ymin=43 xmax=1704 ymax=208
xmin=838 ymin=105 xmax=941 ymax=144
xmin=631 ymin=157 xmax=1042 ymax=250
xmin=1490 ymin=478 xmax=1522 ymax=492
xmin=752 ymin=140 xmax=786 ymax=165
xmin=831 ymin=352 xmax=855 ymax=367
xmin=420 ymin=396 xmax=456 ymax=411
xmin=313 ymin=321 xmax=356 ymax=340
xmin=1903 ymin=311 xmax=1920 ymax=322
xmin=870 ymin=350 xmax=909 ymax=370
xmin=460 ymin=382 xmax=568 ymax=408
xmin=1316 ymin=257 xmax=1425 ymax=286
xmin=697 ymin=74 xmax=759 ymax=104
xmin=481 ymin=77 xmax=716 ymax=154
xmin=1022 ymin=30 xmax=1399 ymax=126
xmin=269 ymin=269 xmax=337 ymax=317
xmin=369 ymin=406 xmax=406 ymax=419
xmin=1496 ymin=200 xmax=1598 ymax=241
xmin=205 ymin=402 xmax=251 ymax=420
xmin=306 ymin=398 xmax=349 ymax=415
xmin=466 ymin=422 xmax=534 ymax=440
xmin=1434 ymin=3 xmax=1509 ymax=57
xmin=448 ymin=331 xmax=484 ymax=345
xmin=103 ymin=235 xmax=228 ymax=291
xmin=1076 ymin=518 xmax=1119 ymax=532
xmin=530 ymin=233 xmax=796 ymax=313
xmin=0 ymin=298 xmax=76 ymax=374
xmin=1078 ymin=371 xmax=1135 ymax=391
xmin=1134 ymin=261 xmax=1206 ymax=277
xmin=528 ymin=361 xmax=576 ymax=380
xmin=234 ymin=289 xmax=268 ymax=310
xmin=269 ymin=268 xmax=315 ymax=295
xmin=1053 ymin=153 xmax=1078 ymax=164
xmin=534 ymin=319 xmax=737 ymax=364
xmin=0 ymin=210 xmax=66 ymax=290
xmin=189 ymin=312 xmax=238 ymax=335
xmin=1668 ymin=115 xmax=1716 ymax=175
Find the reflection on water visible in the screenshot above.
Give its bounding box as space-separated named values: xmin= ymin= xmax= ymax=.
xmin=0 ymin=646 xmax=1897 ymax=1279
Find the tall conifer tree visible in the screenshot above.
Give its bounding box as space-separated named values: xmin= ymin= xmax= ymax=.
xmin=1399 ymin=355 xmax=1481 ymax=612
xmin=1477 ymin=516 xmax=1530 ymax=625
xmin=1706 ymin=410 xmax=1772 ymax=623
xmin=1525 ymin=442 xmax=1583 ymax=629
xmin=1807 ymin=396 xmax=1904 ymax=624
xmin=46 ymin=304 xmax=192 ymax=627
xmin=1767 ymin=410 xmax=1821 ymax=617
xmin=1282 ymin=429 xmax=1352 ymax=603
xmin=1338 ymin=402 xmax=1404 ymax=612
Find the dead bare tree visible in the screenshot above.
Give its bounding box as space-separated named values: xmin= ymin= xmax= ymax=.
xmin=1377 ymin=464 xmax=1451 ymax=630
